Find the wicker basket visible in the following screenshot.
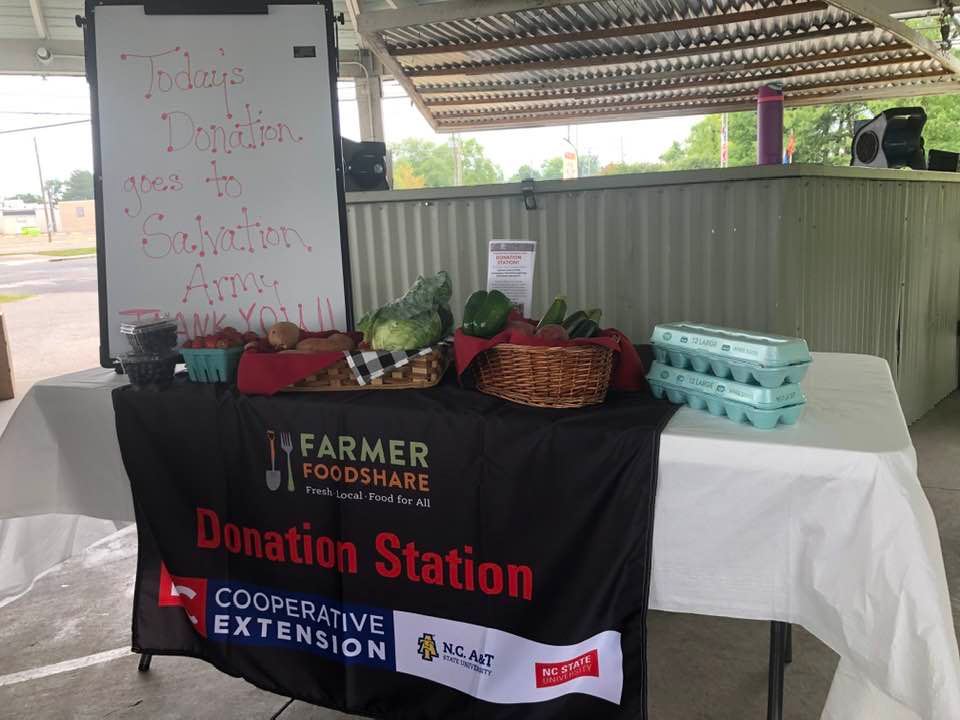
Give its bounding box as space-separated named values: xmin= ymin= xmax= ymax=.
xmin=283 ymin=348 xmax=449 ymax=392
xmin=473 ymin=343 xmax=614 ymax=408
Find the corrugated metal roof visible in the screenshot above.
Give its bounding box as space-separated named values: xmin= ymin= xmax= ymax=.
xmin=358 ymin=0 xmax=960 ymax=130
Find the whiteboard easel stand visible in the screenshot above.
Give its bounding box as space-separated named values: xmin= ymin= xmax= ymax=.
xmin=78 ymin=0 xmax=354 ymax=370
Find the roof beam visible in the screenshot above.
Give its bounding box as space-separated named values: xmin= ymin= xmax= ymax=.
xmin=432 ymin=75 xmax=955 ymax=130
xmin=361 ymin=28 xmax=441 ymax=131
xmin=405 ymin=38 xmax=912 ymax=78
xmin=28 ymin=0 xmax=49 ymax=40
xmin=436 ymin=98 xmax=761 ymax=129
xmin=415 ymin=22 xmax=878 ymax=96
xmin=789 ymin=78 xmax=960 ymax=102
xmin=424 ymin=52 xmax=931 ymax=108
xmin=826 ymin=0 xmax=960 ymax=73
xmin=358 ymin=0 xmax=590 ymax=34
xmin=432 ymin=63 xmax=940 ymax=120
xmin=344 ymin=0 xmax=364 ymax=47
xmin=389 ymin=1 xmax=830 ymax=56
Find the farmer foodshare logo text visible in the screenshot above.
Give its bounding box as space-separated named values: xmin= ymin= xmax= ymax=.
xmin=265 ymin=430 xmax=433 ymax=498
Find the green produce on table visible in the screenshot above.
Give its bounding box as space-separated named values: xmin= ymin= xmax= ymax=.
xmin=437 ymin=304 xmax=454 ymax=337
xmin=462 ymin=289 xmax=513 ymax=338
xmin=357 ymin=271 xmax=451 ymax=350
xmin=536 ymin=295 xmax=567 ymax=331
xmin=586 ymin=308 xmax=602 ymax=323
xmin=371 ymin=311 xmax=442 ymax=351
xmin=562 ymin=310 xmax=587 ymax=332
xmin=568 ymin=317 xmax=600 ymax=339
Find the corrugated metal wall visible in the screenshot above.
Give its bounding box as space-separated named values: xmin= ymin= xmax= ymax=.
xmin=345 ymin=168 xmax=960 ymax=422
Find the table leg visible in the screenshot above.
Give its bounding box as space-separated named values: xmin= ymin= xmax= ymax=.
xmin=784 ymin=623 xmax=792 ymax=665
xmin=767 ymin=622 xmax=787 ymax=720
xmin=138 ymin=653 xmax=153 ymax=672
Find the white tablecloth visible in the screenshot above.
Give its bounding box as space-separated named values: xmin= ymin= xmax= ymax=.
xmin=1 ymin=354 xmax=957 ymax=719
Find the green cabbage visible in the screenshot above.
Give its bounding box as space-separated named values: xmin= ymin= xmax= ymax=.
xmin=370 ymin=310 xmax=442 ymax=351
xmin=357 ymin=271 xmax=451 ymax=350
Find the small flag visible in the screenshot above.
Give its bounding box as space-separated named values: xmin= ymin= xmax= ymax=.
xmin=784 ymin=132 xmax=796 ymax=164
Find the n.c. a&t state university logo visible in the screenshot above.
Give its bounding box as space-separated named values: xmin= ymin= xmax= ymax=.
xmin=418 ymin=633 xmax=439 ymax=661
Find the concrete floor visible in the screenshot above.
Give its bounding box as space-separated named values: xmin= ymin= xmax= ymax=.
xmin=0 ymin=391 xmax=956 ymax=720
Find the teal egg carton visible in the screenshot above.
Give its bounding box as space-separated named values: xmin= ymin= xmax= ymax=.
xmin=647 ymin=375 xmax=805 ymax=430
xmin=180 ymin=346 xmax=243 ymax=383
xmin=649 ymin=361 xmax=804 ymax=410
xmin=652 ymin=346 xmax=812 ymax=388
xmin=651 ymin=322 xmax=811 ymax=367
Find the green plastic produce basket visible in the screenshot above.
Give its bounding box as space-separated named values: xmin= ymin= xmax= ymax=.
xmin=180 ymin=346 xmax=243 ymax=383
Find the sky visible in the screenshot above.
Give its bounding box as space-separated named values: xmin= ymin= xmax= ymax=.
xmin=0 ymin=75 xmax=701 ymax=199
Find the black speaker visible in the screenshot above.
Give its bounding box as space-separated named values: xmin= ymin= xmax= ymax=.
xmin=928 ymin=149 xmax=960 ymax=172
xmin=851 ymin=107 xmax=927 ymax=170
xmin=341 ymin=137 xmax=389 ymax=191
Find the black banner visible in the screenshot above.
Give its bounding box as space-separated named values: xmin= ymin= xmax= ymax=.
xmin=113 ymin=377 xmax=675 ymax=719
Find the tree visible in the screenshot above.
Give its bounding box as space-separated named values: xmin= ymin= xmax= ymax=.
xmin=659 ymin=115 xmax=725 ymax=170
xmin=784 ymin=103 xmax=867 ymax=165
xmin=662 ymin=92 xmax=960 ymax=171
xmin=392 ymin=160 xmax=426 ymax=189
xmin=509 ymin=164 xmax=541 ymax=182
xmin=578 ymin=152 xmax=601 ymax=177
xmin=11 ymin=193 xmax=41 ymax=204
xmin=44 ymin=179 xmax=65 ymax=205
xmin=389 ymin=138 xmax=503 ymax=188
xmin=599 ymin=161 xmax=665 ymax=175
xmin=61 ymin=170 xmax=95 ymax=201
xmin=539 ymin=157 xmax=564 ymax=180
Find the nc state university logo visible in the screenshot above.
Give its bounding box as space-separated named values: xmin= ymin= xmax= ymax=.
xmin=535 ymin=649 xmax=599 ymax=688
xmin=158 ymin=563 xmax=208 ymax=637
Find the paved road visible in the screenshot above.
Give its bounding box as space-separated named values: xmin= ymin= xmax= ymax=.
xmin=0 ymin=256 xmax=97 ymax=296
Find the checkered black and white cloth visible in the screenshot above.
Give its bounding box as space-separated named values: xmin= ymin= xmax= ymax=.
xmin=344 ymin=340 xmax=451 ymax=386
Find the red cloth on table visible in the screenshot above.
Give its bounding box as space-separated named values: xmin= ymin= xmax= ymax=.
xmin=453 ymin=326 xmax=646 ymax=391
xmin=236 ymin=331 xmax=363 ymax=396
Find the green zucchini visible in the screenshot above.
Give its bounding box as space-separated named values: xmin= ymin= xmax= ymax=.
xmin=462 ymin=289 xmax=513 ymax=338
xmin=536 ymin=295 xmax=567 ymax=331
xmin=568 ymin=318 xmax=600 ymax=339
xmin=562 ymin=310 xmax=587 ymax=332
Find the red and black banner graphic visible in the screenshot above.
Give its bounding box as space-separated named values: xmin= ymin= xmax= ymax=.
xmin=113 ymin=377 xmax=675 ymax=718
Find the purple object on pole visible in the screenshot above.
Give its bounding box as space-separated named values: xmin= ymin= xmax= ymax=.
xmin=757 ymin=84 xmax=784 ymax=165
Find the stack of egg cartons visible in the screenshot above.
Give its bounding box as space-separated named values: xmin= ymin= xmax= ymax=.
xmin=646 ymin=322 xmax=812 ymax=429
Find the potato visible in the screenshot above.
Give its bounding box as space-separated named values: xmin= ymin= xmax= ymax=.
xmin=327 ymin=333 xmax=356 ymax=351
xmin=296 ymin=333 xmax=356 ymax=353
xmin=267 ymin=321 xmax=300 ymax=350
xmin=295 ymin=337 xmax=338 ymax=353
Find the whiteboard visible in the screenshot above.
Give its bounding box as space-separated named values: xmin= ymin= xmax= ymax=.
xmin=88 ymin=2 xmax=351 ymax=364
